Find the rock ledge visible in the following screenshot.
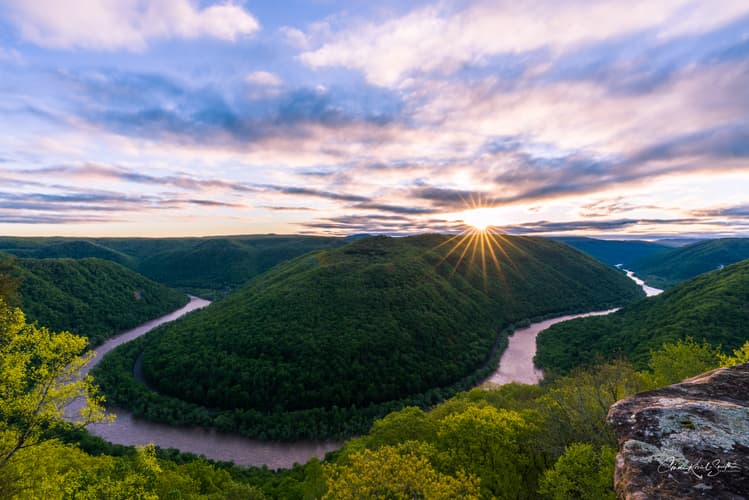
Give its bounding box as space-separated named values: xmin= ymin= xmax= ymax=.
xmin=608 ymin=363 xmax=749 ymax=499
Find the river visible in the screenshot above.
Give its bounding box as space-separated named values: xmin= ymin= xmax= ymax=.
xmin=623 ymin=269 xmax=663 ymax=297
xmin=485 ymin=268 xmax=663 ymax=386
xmin=73 ymin=269 xmax=661 ymax=468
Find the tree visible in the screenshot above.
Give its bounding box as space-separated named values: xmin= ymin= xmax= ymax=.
xmin=0 ymin=298 xmax=109 ymax=477
xmin=538 ymin=443 xmax=616 ymax=500
xmin=323 ymin=445 xmax=480 ymax=499
xmin=719 ymin=341 xmax=749 ymax=367
xmin=646 ymin=337 xmax=721 ymax=386
xmin=537 ymin=360 xmax=649 ymax=453
xmin=436 ymin=406 xmax=542 ymax=499
xmin=363 ymin=406 xmax=437 ymax=449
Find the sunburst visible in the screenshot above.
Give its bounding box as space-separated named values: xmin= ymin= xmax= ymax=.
xmin=434 ymin=201 xmax=524 ymax=290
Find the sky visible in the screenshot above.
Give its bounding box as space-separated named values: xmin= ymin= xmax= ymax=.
xmin=0 ymin=0 xmax=748 ymax=238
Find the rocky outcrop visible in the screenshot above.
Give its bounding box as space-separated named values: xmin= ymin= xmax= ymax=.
xmin=608 ymin=363 xmax=749 ymax=499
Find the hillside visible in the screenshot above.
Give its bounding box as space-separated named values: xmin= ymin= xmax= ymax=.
xmin=123 ymin=234 xmax=642 ymax=434
xmin=554 ymin=237 xmax=670 ymax=268
xmin=629 ymin=237 xmax=749 ymax=288
xmin=0 ymin=235 xmax=345 ymax=296
xmin=9 ymin=256 xmax=188 ymax=345
xmin=535 ymin=258 xmax=749 ymax=374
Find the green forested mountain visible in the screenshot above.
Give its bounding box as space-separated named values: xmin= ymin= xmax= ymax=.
xmin=0 ymin=235 xmax=345 ymax=296
xmin=629 ymin=237 xmax=749 ymax=288
xmin=97 ymin=234 xmax=644 ymax=438
xmin=535 ymin=258 xmax=749 ymax=374
xmin=554 ymin=237 xmax=670 ymax=268
xmin=7 ymin=256 xmax=188 ymax=345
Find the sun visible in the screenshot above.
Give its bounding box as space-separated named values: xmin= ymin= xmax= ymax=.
xmin=460 ymin=207 xmax=497 ymax=232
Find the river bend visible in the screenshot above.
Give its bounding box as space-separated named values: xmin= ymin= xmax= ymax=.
xmin=71 ymin=269 xmax=660 ymax=467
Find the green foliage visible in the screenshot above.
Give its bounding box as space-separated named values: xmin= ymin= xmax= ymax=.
xmin=436 ymin=406 xmax=542 ymax=499
xmin=3 ymin=438 xmax=267 ymax=499
xmin=646 ymin=337 xmax=721 ymax=386
xmin=95 ymin=234 xmax=641 ymax=439
xmin=0 ymin=298 xmax=109 ymax=492
xmin=537 ymin=443 xmax=617 ymax=500
xmin=536 ymin=259 xmax=749 ymax=374
xmin=323 ymin=360 xmax=654 ymax=500
xmin=323 ymin=445 xmax=480 ymax=499
xmin=631 ymin=237 xmax=749 ymax=288
xmin=10 ymin=257 xmax=188 ymax=346
xmin=364 ymin=407 xmax=437 ymax=448
xmin=536 ymin=360 xmax=651 ymax=454
xmin=720 ymin=340 xmax=749 ymax=367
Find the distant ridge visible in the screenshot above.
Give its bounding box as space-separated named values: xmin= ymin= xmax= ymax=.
xmin=629 ymin=237 xmax=749 ymax=288
xmin=0 ymin=235 xmax=345 ymax=297
xmin=554 ymin=236 xmax=670 ymax=268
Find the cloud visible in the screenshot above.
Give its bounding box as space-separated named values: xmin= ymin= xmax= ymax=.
xmin=410 ymin=187 xmax=491 ymax=209
xmin=502 ymin=217 xmax=749 ymax=235
xmin=258 ymin=206 xmax=316 ymax=212
xmin=246 ymin=71 xmax=283 ymax=87
xmin=257 ymin=184 xmax=370 ymax=203
xmin=691 ymin=204 xmax=749 ymax=218
xmin=0 ymin=46 xmax=23 ymax=63
xmin=299 ymin=0 xmax=749 ymax=87
xmin=486 ymin=122 xmax=749 ymax=205
xmin=20 ymin=163 xmax=373 ymax=205
xmin=351 ymin=203 xmax=439 ymax=215
xmin=279 ymin=26 xmax=309 ymax=49
xmin=0 ymin=212 xmax=121 ymax=224
xmin=0 ymin=190 xmax=241 ymax=212
xmin=26 ymin=163 xmax=257 ymax=193
xmin=579 ymin=198 xmax=663 ymax=217
xmin=3 ymin=0 xmax=259 ymax=51
xmin=538 ymin=12 xmax=749 ymax=95
xmin=47 ymin=69 xmax=403 ymax=147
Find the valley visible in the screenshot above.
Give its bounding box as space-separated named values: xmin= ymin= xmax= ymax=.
xmin=1 ymin=233 xmax=747 ymax=497
xmin=90 ymin=234 xmax=642 ymax=442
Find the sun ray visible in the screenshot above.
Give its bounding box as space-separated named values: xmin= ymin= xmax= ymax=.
xmin=468 ymin=231 xmax=482 ymax=273
xmin=450 ymin=232 xmax=477 ymax=278
xmin=484 ymin=230 xmax=504 ymax=281
xmin=433 ymin=231 xmax=468 ymax=252
xmin=484 ymin=230 xmax=513 ymax=273
xmin=436 ymin=231 xmax=470 ymax=268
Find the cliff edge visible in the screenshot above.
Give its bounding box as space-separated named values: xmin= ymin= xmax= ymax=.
xmin=608 ymin=363 xmax=749 ymax=499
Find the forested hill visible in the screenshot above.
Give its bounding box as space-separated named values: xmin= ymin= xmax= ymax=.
xmin=554 ymin=237 xmax=670 ymax=268
xmin=629 ymin=237 xmax=749 ymax=288
xmin=5 ymin=255 xmax=188 ymax=346
xmin=139 ymin=234 xmax=643 ymax=419
xmin=536 ymin=258 xmax=749 ymax=375
xmin=0 ymin=235 xmax=345 ymax=296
